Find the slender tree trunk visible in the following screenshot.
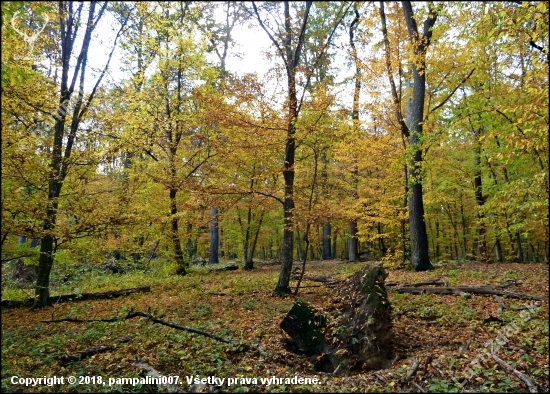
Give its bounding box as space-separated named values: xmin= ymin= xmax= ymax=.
xmin=273 ymin=2 xmax=312 ymax=296
xmin=515 ymin=232 xmax=523 ymax=262
xmin=377 ymin=222 xmax=387 ymax=257
xmin=242 ymin=207 xmax=252 ymax=267
xmin=296 ymin=229 xmax=304 ymax=262
xmin=34 ymin=2 xmax=108 ymax=308
xmin=494 ymin=236 xmax=503 ymax=262
xmin=473 ymin=142 xmax=488 ymax=261
xmin=348 ymin=220 xmax=359 ymax=261
xmin=460 ymin=201 xmax=468 ymax=258
xmin=186 ymin=222 xmax=194 ymax=259
xmin=246 ymin=211 xmax=264 ymax=269
xmin=348 ymin=7 xmax=361 ymax=263
xmin=322 ymin=222 xmax=332 ymax=260
xmin=170 ymin=188 xmax=186 ymax=274
xmin=209 ymin=208 xmax=219 ymax=264
xmin=331 ymin=228 xmax=337 ymax=259
xmin=435 ymin=217 xmax=440 ymax=260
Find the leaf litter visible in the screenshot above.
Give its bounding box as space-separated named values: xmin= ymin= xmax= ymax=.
xmin=1 ymin=260 xmax=548 ymax=393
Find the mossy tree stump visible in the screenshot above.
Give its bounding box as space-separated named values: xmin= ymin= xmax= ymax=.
xmin=280 ymin=266 xmax=393 ymax=375
xmin=280 ymin=299 xmax=328 ymax=355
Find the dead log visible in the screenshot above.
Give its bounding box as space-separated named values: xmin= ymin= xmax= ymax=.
xmin=393 ymin=286 xmax=547 ymax=301
xmin=60 ymin=336 xmax=132 ymax=366
xmin=2 ymin=286 xmax=151 ymax=309
xmin=291 ymin=273 xmax=342 ymax=286
xmin=43 ymin=311 xmax=233 ymax=344
xmin=207 ymin=262 xmax=239 ymax=272
xmin=492 ymin=354 xmax=538 ymax=393
xmin=385 ymin=278 xmax=447 ymax=288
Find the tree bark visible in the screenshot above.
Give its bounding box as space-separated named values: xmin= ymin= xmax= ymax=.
xmin=209 ymin=207 xmax=219 ymax=264
xmin=348 ymin=220 xmax=359 ymax=261
xmin=473 ymin=137 xmax=488 ymax=260
xmin=401 ymin=1 xmax=436 ymax=271
xmin=245 ymin=211 xmax=264 ymax=270
xmin=322 ymin=222 xmax=332 ymax=260
xmin=170 ymin=188 xmax=186 ymax=274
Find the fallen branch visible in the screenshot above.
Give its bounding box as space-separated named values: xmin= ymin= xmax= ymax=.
xmin=127 ymin=312 xmax=233 ymax=344
xmin=134 ymin=360 xmax=179 ymax=393
xmin=2 ymin=286 xmax=151 ymax=309
xmin=492 ymin=354 xmax=538 ymax=393
xmin=60 ymin=336 xmax=132 ymax=366
xmin=291 ymin=273 xmax=343 ymax=286
xmin=208 ymin=263 xmax=238 ymax=272
xmin=496 ymin=296 xmax=540 ymax=315
xmin=386 ymin=279 xmax=447 ymax=288
xmin=496 ymin=279 xmax=523 ymax=289
xmin=42 ymin=311 xmax=233 ymax=344
xmin=401 ymin=358 xmax=421 ymax=383
xmin=393 ymin=286 xmax=547 ymax=301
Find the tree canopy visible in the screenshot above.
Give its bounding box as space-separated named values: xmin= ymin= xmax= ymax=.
xmin=2 ymin=1 xmax=548 ymax=303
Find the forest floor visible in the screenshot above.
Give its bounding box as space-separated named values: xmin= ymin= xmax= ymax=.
xmin=1 ymin=259 xmax=548 ymax=393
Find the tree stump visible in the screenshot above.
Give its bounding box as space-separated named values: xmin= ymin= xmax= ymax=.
xmin=11 ymin=259 xmax=37 ymax=286
xmin=280 ymin=299 xmax=328 ymax=356
xmin=332 ymin=265 xmax=393 ymax=372
xmin=280 ymin=265 xmax=393 ymax=375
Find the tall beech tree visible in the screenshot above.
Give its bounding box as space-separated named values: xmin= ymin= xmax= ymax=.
xmin=117 ymin=2 xmax=218 ymax=274
xmin=31 ymin=2 xmax=126 ymax=308
xmin=347 ymin=5 xmax=361 ymax=262
xmin=195 ymin=2 xmax=245 ymax=265
xmin=400 ymin=2 xmax=437 ymax=271
xmin=378 ymin=2 xmax=436 ymax=270
xmin=251 ymin=1 xmax=351 ymax=295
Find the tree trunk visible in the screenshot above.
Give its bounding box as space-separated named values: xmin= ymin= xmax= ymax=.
xmin=170 ymin=188 xmax=186 ymax=274
xmin=401 ymin=165 xmax=409 ymax=264
xmin=245 ymin=211 xmax=264 ymax=270
xmin=377 ymin=222 xmax=387 ymax=257
xmin=209 ymin=207 xmax=219 ymax=264
xmin=516 ymin=232 xmax=523 ymax=262
xmin=331 ymin=228 xmax=338 ymax=259
xmin=348 ymin=220 xmax=359 ymax=262
xmin=33 ymin=2 xmax=111 ymax=309
xmin=322 ymin=222 xmax=332 ymax=260
xmin=435 ymin=217 xmax=440 ymax=260
xmin=186 ymin=222 xmax=194 ymax=259
xmin=242 ymin=207 xmax=252 ymax=267
xmin=460 ymin=201 xmax=468 ymax=258
xmin=473 ymin=143 xmax=488 ymax=260
xmin=401 ymin=2 xmax=436 ymax=271
xmin=348 ymin=7 xmax=361 ymax=264
xmin=495 ymin=236 xmax=503 ymax=262
xmin=273 ymin=1 xmax=312 ymax=296
xmin=296 ymin=229 xmax=304 ymax=262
